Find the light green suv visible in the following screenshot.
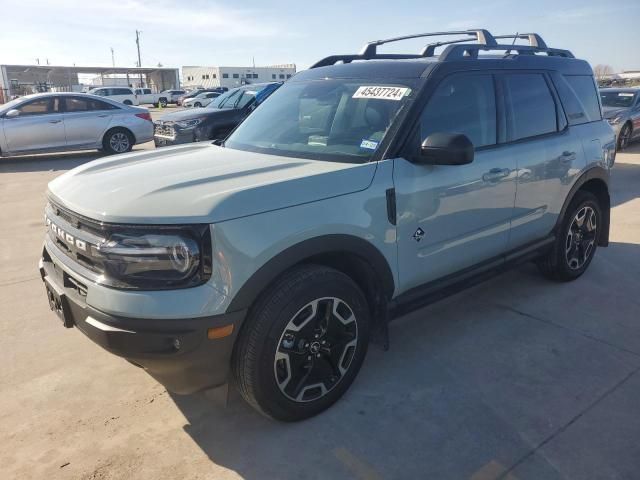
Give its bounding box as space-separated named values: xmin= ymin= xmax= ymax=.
xmin=40 ymin=30 xmax=615 ymax=421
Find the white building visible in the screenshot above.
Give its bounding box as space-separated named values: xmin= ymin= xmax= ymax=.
xmin=182 ymin=64 xmax=296 ymax=89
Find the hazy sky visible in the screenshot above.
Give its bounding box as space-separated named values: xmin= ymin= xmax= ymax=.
xmin=0 ymin=0 xmax=638 ymax=72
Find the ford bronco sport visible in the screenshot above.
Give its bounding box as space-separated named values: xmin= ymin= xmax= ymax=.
xmin=40 ymin=30 xmax=615 ymax=421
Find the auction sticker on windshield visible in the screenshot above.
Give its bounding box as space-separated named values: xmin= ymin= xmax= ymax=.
xmin=353 ymin=86 xmax=410 ymax=101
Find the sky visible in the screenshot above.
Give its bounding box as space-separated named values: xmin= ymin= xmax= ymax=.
xmin=0 ymin=0 xmax=638 ymax=73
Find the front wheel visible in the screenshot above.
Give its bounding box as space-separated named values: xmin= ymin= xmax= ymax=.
xmin=194 ymin=102 xmax=202 ymax=108
xmin=537 ymin=190 xmax=601 ymax=281
xmin=123 ymin=100 xmax=133 ymax=106
xmin=158 ymin=98 xmax=168 ymax=107
xmin=232 ymin=265 xmax=370 ymax=421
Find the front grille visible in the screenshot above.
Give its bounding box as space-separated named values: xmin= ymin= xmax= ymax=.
xmin=45 ymin=201 xmax=106 ymax=276
xmin=154 ymin=122 xmax=175 ymax=138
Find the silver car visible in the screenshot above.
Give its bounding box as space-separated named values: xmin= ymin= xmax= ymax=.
xmin=0 ymin=92 xmax=154 ymax=157
xmin=599 ymin=88 xmax=640 ymax=150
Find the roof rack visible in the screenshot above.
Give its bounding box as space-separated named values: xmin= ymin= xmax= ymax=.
xmin=309 ymin=29 xmax=574 ymax=68
xmin=310 ymin=30 xmax=496 ymax=68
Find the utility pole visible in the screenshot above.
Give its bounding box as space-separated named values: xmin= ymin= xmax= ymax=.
xmin=135 ymin=30 xmax=143 ymax=87
xmin=110 ymin=47 xmax=115 ymax=67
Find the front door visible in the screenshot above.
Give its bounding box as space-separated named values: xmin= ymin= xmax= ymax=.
xmin=3 ymin=96 xmax=66 ymax=153
xmin=394 ymin=72 xmax=517 ymax=292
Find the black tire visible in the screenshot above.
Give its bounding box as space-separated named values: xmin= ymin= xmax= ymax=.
xmin=159 ymin=98 xmax=168 ymax=107
xmin=617 ymin=122 xmax=632 ymax=151
xmin=194 ymin=102 xmax=202 ymax=108
xmin=232 ymin=265 xmax=370 ymax=421
xmin=123 ymin=100 xmax=133 ymax=106
xmin=537 ymin=190 xmax=601 ymax=281
xmin=102 ymin=128 xmax=134 ymax=155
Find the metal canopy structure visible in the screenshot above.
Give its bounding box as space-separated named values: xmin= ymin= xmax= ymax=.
xmin=0 ymin=64 xmax=180 ymax=103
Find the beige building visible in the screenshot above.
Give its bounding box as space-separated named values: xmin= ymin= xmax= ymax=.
xmin=182 ymin=64 xmax=296 ymax=89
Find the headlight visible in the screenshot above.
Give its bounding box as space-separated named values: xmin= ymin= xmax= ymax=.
xmin=175 ymin=118 xmax=204 ymax=129
xmin=91 ymin=226 xmax=211 ymax=289
xmin=607 ymin=116 xmax=622 ymax=125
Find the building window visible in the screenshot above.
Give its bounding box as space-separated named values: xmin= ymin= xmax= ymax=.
xmin=233 ymin=73 xmax=239 ymax=79
xmin=279 ymin=74 xmax=285 ymax=79
xmin=272 ymin=74 xmax=276 ymax=79
xmin=223 ymin=73 xmax=229 ymax=78
xmin=202 ymin=74 xmax=206 ymax=80
xmin=213 ymin=74 xmax=217 ymax=79
xmin=286 ymin=74 xmax=292 ymax=79
xmin=253 ymin=74 xmax=259 ymax=79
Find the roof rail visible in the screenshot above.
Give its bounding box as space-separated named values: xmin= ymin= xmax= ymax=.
xmin=493 ymin=33 xmax=548 ymax=49
xmin=309 ymin=29 xmax=574 ymax=69
xmin=359 ymin=30 xmax=497 ymax=58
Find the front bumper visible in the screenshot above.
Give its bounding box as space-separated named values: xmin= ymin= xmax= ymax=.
xmin=40 ymin=242 xmax=246 ymax=394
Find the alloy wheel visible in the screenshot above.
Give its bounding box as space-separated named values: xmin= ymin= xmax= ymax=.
xmin=565 ymin=205 xmax=597 ymax=270
xmin=109 ymin=132 xmax=130 ymax=153
xmin=274 ymin=297 xmax=358 ymax=402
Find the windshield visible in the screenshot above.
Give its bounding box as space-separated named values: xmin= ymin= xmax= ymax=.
xmin=0 ymin=96 xmax=28 ymax=111
xmin=225 ymin=79 xmax=416 ymax=162
xmin=206 ymin=89 xmax=236 ymax=109
xmin=600 ymin=91 xmax=636 ymax=108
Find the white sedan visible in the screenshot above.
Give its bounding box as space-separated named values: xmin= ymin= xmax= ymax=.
xmin=182 ymin=91 xmax=221 ymax=108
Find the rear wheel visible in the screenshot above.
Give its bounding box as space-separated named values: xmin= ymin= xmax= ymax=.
xmin=158 ymin=97 xmax=168 ymax=107
xmin=537 ymin=191 xmax=601 ymax=281
xmin=194 ymin=102 xmax=202 ymax=108
xmin=123 ymin=100 xmax=133 ymax=106
xmin=103 ymin=128 xmax=133 ymax=154
xmin=618 ymin=123 xmax=632 ymax=151
xmin=232 ymin=265 xmax=370 ymax=421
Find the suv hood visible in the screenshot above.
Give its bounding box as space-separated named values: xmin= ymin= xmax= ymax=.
xmin=156 ymin=108 xmax=223 ymax=122
xmin=602 ymin=106 xmax=628 ymax=119
xmin=47 ymin=144 xmax=376 ymax=224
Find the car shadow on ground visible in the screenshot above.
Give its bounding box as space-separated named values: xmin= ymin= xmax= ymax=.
xmin=168 ymin=241 xmax=640 ymax=480
xmin=0 ymin=151 xmax=108 ymax=174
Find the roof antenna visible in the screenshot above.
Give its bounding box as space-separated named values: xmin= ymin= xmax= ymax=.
xmin=504 ymin=32 xmax=518 ymax=56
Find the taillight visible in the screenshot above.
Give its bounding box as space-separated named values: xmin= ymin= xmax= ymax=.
xmin=135 ymin=112 xmax=152 ymax=122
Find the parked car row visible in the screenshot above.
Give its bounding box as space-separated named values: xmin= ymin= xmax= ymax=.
xmin=88 ymin=87 xmax=186 ymax=107
xmin=154 ymin=82 xmax=281 ymax=146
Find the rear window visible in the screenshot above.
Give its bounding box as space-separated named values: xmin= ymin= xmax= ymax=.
xmin=564 ymin=75 xmax=601 ymax=122
xmin=504 ymin=74 xmax=557 ymax=141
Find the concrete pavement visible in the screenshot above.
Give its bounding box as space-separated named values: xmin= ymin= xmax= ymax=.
xmin=1 ymin=143 xmax=639 ymax=480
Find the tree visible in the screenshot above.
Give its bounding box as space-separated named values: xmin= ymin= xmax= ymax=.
xmin=593 ymin=64 xmax=614 ymax=80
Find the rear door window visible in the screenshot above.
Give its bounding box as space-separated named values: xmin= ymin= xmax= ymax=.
xmin=504 ymin=74 xmax=557 ymax=141
xmin=64 ymin=97 xmax=118 ymax=112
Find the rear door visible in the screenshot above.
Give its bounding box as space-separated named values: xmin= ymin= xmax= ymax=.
xmin=498 ymin=72 xmax=585 ymax=250
xmin=2 ymin=96 xmax=66 ymax=153
xmin=62 ymin=96 xmax=118 ymax=148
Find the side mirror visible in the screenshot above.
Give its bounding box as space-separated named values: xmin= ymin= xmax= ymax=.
xmin=5 ymin=109 xmax=20 ymax=118
xmin=418 ymin=132 xmax=474 ymax=165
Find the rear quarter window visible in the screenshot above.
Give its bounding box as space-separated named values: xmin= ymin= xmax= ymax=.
xmin=563 ymin=75 xmax=602 ymax=123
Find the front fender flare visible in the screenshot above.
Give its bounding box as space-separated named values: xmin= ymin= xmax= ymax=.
xmin=226 ymin=234 xmax=395 ymax=312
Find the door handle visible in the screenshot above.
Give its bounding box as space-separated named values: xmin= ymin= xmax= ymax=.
xmin=482 ymin=168 xmax=510 ymax=182
xmin=48 ymin=119 xmax=62 ymax=124
xmin=560 ymin=151 xmax=576 ymax=163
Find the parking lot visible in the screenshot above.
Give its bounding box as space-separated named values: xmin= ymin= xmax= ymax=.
xmin=1 ymin=135 xmax=639 ymax=479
